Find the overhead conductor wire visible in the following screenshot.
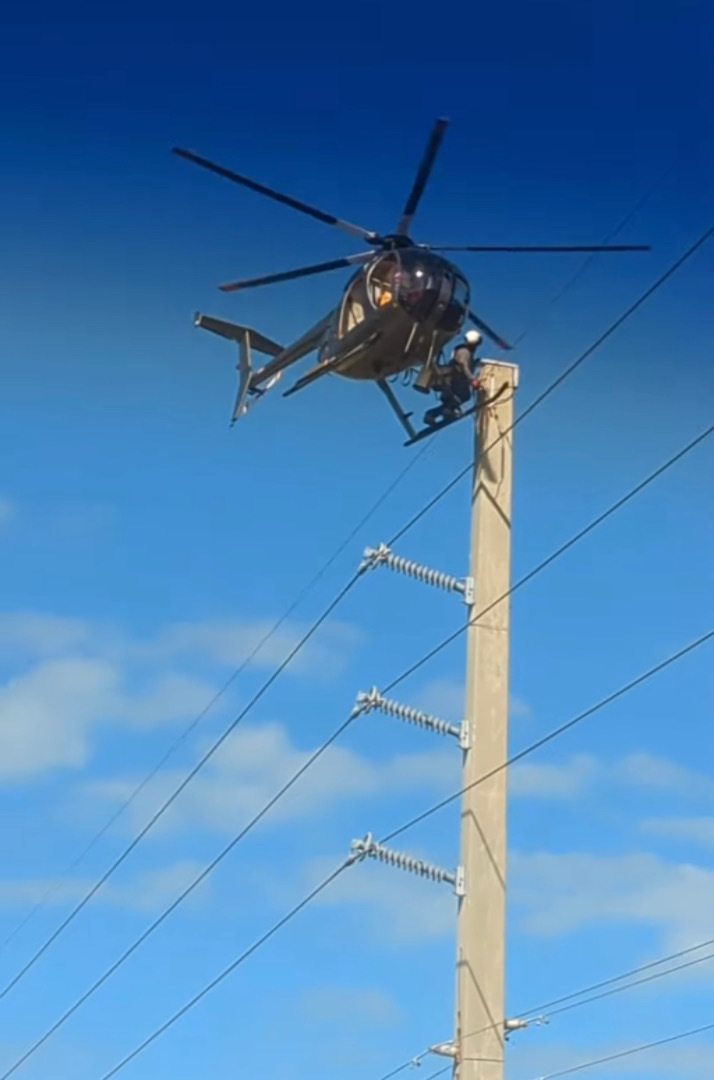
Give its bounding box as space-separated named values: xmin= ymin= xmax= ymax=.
xmin=527 ymin=1020 xmax=714 ymax=1080
xmin=0 ymin=441 xmax=439 ymax=955
xmin=3 ymin=216 xmax=706 ymax=1001
xmin=87 ymin=628 xmax=713 ymax=1080
xmin=5 ymin=421 xmax=711 ymax=1080
xmin=389 ymin=225 xmax=713 ymax=546
xmin=377 ymin=934 xmax=714 ymax=1080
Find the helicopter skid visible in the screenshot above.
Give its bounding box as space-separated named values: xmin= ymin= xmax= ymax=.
xmin=403 ymin=402 xmax=479 ymax=446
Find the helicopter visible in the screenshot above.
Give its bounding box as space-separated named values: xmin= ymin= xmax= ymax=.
xmin=174 ymin=119 xmax=650 ymax=445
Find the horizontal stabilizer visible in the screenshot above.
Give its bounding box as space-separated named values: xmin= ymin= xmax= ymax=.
xmin=194 ymin=313 xmax=283 ymax=357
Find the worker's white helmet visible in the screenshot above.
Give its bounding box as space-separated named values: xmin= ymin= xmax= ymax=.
xmin=465 ymin=329 xmax=483 ymax=347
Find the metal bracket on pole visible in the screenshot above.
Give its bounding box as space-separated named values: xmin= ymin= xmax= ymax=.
xmin=503 ymin=1016 xmax=548 ymax=1040
xmin=428 ymin=1043 xmax=458 ymax=1061
xmin=360 ymin=543 xmax=474 ymax=605
xmin=349 ymin=833 xmax=465 ymax=897
xmin=355 ymin=687 xmax=461 ymax=740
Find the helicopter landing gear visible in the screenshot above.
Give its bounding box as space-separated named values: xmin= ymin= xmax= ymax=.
xmin=424 ymin=401 xmax=462 ymax=427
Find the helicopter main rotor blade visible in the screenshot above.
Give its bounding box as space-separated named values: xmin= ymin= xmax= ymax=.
xmin=467 ymin=310 xmax=512 ymax=352
xmin=395 ymin=118 xmax=449 ymax=236
xmin=219 ymin=253 xmax=375 ymax=293
xmin=431 ymin=244 xmax=651 ymax=253
xmin=172 ymin=148 xmax=380 ymax=244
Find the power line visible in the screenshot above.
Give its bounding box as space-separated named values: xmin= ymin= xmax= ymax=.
xmin=384 ymin=423 xmax=713 ymax=697
xmin=381 ymin=626 xmax=713 ymax=845
xmin=530 ymin=1020 xmax=714 ymax=1080
xmin=541 ymin=945 xmax=714 ymax=1021
xmin=3 ymin=424 xmax=710 ymax=1076
xmin=95 ymin=860 xmax=353 ymax=1080
xmin=0 ymin=442 xmax=436 ymax=954
xmin=376 ymin=937 xmax=714 ymax=1080
xmin=511 ymin=164 xmax=674 ymax=347
xmin=518 ymin=937 xmax=712 ymax=1019
xmin=11 ymin=219 xmax=704 ymax=992
xmin=61 ymin=630 xmax=714 ymax=1080
xmin=389 ymin=225 xmax=713 ymax=545
xmin=0 ymin=574 xmax=361 ymax=1005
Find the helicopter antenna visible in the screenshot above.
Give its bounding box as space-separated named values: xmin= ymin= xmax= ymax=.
xmin=395 ymin=118 xmax=449 ymax=236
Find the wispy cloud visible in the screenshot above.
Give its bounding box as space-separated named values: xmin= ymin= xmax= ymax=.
xmin=0 ymin=656 xmax=216 ymax=782
xmin=641 ymin=817 xmax=714 ymax=850
xmin=0 ymin=860 xmax=209 ymax=914
xmin=0 ymin=607 xmax=364 ymax=783
xmin=0 ymin=499 xmax=15 ymax=528
xmin=291 ymin=851 xmax=457 ymax=945
xmin=507 ymin=1034 xmax=714 ymax=1080
xmin=86 ymin=720 xmax=459 ymax=837
xmin=508 ymin=750 xmax=714 ymax=803
xmin=298 ymin=986 xmax=402 ymax=1028
xmin=511 ymin=848 xmax=714 ymax=952
xmin=510 ymin=754 xmax=598 ymax=799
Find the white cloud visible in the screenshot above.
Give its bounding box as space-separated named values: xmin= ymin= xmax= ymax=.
xmin=0 ymin=607 xmax=363 ymax=783
xmin=0 ymin=658 xmax=120 ymax=779
xmin=614 ymin=753 xmax=714 ymax=799
xmin=0 ymin=612 xmax=95 ymax=658
xmin=510 ymin=696 xmax=532 ymax=721
xmin=641 ymin=817 xmax=714 ymax=850
xmin=0 ymin=860 xmax=208 ymax=914
xmin=505 ymin=751 xmax=714 ymax=803
xmin=0 ymin=653 xmax=216 ymax=783
xmin=507 ymin=1034 xmax=714 ymax=1080
xmin=87 ymin=720 xmax=460 ymax=837
xmin=298 ymin=986 xmax=402 ymax=1028
xmin=0 ymin=500 xmax=16 ymax=527
xmin=139 ymin=617 xmax=364 ymax=678
xmin=308 ymin=852 xmax=456 ymax=944
xmin=511 ymin=849 xmax=714 ymax=952
xmin=510 ymin=754 xmax=598 ymax=799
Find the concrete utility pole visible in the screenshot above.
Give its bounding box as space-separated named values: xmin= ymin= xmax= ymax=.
xmin=455 ymin=361 xmax=518 ymax=1080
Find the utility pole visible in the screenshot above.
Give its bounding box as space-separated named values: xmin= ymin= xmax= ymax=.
xmin=354 ymin=359 xmax=519 ymax=1080
xmin=456 ymin=361 xmax=518 ymax=1080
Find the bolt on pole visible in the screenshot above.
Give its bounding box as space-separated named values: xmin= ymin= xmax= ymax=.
xmin=455 ymin=362 xmax=518 ymax=1080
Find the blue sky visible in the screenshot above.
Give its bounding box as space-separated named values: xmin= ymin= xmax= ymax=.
xmin=0 ymin=1 xmax=713 ymax=1078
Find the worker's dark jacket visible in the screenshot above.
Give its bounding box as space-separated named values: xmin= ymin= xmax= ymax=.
xmin=449 ymin=346 xmax=476 ymax=403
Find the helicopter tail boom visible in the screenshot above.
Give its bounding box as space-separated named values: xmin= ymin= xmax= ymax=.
xmin=194 ymin=313 xmax=285 ymax=424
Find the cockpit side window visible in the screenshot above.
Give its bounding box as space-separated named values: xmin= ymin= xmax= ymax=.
xmin=340 ymin=273 xmax=369 ymax=335
xmin=437 ymin=273 xmax=470 ymax=332
xmin=367 ymin=254 xmax=399 ymax=309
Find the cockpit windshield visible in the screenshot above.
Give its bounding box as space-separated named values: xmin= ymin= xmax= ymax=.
xmin=394 ymin=250 xmax=470 ymax=331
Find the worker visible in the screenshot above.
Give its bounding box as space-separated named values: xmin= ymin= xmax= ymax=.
xmin=423 ymin=329 xmax=482 ymax=426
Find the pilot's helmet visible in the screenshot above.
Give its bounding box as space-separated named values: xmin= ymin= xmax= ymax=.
xmin=465 ymin=329 xmax=483 ymax=348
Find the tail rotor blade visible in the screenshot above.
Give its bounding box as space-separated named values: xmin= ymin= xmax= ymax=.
xmin=395 ymin=118 xmax=449 ymax=236
xmin=468 ymin=310 xmax=512 ymax=351
xmin=219 ymin=253 xmax=375 ymax=293
xmin=173 ymin=147 xmax=380 ymax=244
